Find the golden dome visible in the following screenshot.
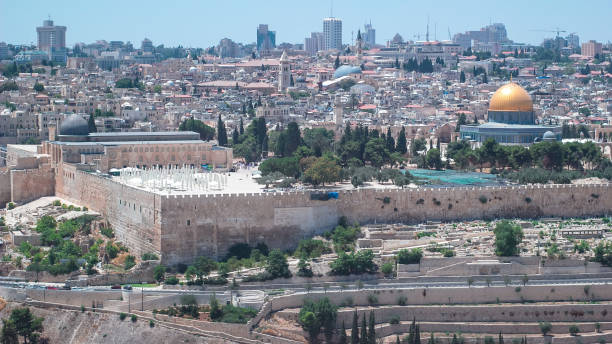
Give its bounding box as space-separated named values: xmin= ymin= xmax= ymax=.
xmin=488 ymin=82 xmax=533 ymax=112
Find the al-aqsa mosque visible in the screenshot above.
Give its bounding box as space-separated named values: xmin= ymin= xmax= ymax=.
xmin=460 ymin=82 xmax=561 ymax=145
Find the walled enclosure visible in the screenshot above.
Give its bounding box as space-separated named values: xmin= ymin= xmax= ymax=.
xmin=54 ymin=164 xmax=612 ymax=265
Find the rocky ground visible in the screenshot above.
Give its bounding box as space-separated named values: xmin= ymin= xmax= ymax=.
xmin=0 ymin=301 xmax=234 ymax=344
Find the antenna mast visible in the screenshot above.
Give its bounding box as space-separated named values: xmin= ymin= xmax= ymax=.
xmin=426 ymin=15 xmax=430 ymax=42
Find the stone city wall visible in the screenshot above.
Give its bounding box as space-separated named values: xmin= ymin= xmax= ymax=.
xmin=54 ymin=167 xmax=612 ymax=265
xmin=159 ymin=183 xmax=612 ymax=264
xmin=0 ymin=171 xmax=10 ymax=208
xmin=9 ymin=167 xmax=55 ymax=204
xmin=55 ymin=164 xmax=162 ymax=259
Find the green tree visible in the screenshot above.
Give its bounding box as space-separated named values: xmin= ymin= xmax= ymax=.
xmin=179 ymin=118 xmax=215 ymax=141
xmin=397 ymin=248 xmax=423 ymax=264
xmin=425 ymin=148 xmax=443 ymax=170
xmin=396 ymin=127 xmax=408 ymax=154
xmin=302 ymin=156 xmax=341 ymax=186
xmin=460 ymin=70 xmax=466 ymax=83
xmin=494 ymin=221 xmax=524 ymax=256
xmin=0 ymin=318 xmax=18 ymax=344
xmin=217 ymin=115 xmax=228 ymax=146
xmin=351 ymin=310 xmax=359 ymax=344
xmin=283 ymin=122 xmax=301 ymax=156
xmin=339 ymin=321 xmax=347 ymax=344
xmin=368 ymin=312 xmax=375 ymax=344
xmin=539 ymin=322 xmax=552 ymax=336
xmin=298 ymin=298 xmax=338 ymax=342
xmin=360 ymin=315 xmax=368 ymax=344
xmin=153 ymin=265 xmax=166 ymax=282
xmin=33 ymin=83 xmax=44 ymax=93
xmin=364 ymin=138 xmax=390 ymax=167
xmin=193 ymin=256 xmax=217 ymax=281
xmin=335 ymin=55 xmax=341 ymax=69
xmin=266 ymin=249 xmax=291 ymax=278
xmin=6 ymin=308 xmax=43 ymax=344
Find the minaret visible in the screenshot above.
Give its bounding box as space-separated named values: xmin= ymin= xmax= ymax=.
xmin=334 ymin=94 xmax=343 ymax=128
xmin=278 ymin=50 xmax=291 ymax=93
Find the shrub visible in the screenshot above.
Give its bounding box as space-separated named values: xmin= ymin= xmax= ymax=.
xmin=149 ymin=319 xmax=154 ymax=328
xmin=124 ymin=255 xmax=136 ymax=270
xmin=131 ymin=314 xmax=137 ymax=322
xmin=142 ymin=253 xmax=159 ymax=261
xmin=479 ymin=195 xmax=488 ymax=204
xmin=389 ymin=316 xmax=400 ymax=325
xmin=294 ymin=239 xmax=331 ymax=259
xmin=7 ymin=202 xmax=15 ymax=210
xmin=595 ymin=322 xmax=601 ymax=333
xmin=367 ymin=294 xmax=378 ymax=305
xmin=397 ymin=296 xmax=407 ymax=306
xmin=524 ymin=197 xmax=532 ymax=203
xmin=329 ymin=250 xmax=377 ymax=275
xmin=106 ymin=243 xmax=119 ymax=259
xmin=381 ymin=262 xmax=394 ymax=276
xmin=397 ymin=248 xmax=423 ymax=264
xmin=81 ymin=305 xmax=85 ymax=312
xmin=165 ymin=276 xmax=179 ymax=285
xmin=100 ymin=227 xmax=114 ymax=238
xmin=539 ymin=322 xmax=552 ymax=335
xmin=569 ymin=324 xmax=580 ymax=336
xmin=53 ymin=200 xmax=61 ymax=206
xmin=119 ymin=312 xmax=127 ymax=321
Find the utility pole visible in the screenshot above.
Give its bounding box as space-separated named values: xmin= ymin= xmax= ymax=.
xmin=141 ymin=286 xmax=144 ymax=311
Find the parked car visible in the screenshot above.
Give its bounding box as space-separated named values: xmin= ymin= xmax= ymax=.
xmin=45 ymin=286 xmax=57 ymax=290
xmin=123 ymin=285 xmax=132 ymax=290
xmin=111 ymin=285 xmax=121 ymax=289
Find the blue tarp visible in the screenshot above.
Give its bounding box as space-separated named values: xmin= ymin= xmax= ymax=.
xmin=327 ymin=192 xmax=339 ymax=199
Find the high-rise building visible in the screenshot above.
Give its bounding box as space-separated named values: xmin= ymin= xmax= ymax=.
xmin=141 ymin=38 xmax=154 ymax=53
xmin=581 ymin=40 xmax=602 ymax=57
xmin=565 ymin=33 xmax=580 ymax=50
xmin=256 ymin=24 xmax=276 ymax=52
xmin=452 ymin=23 xmax=509 ymax=51
xmin=323 ymin=17 xmax=342 ymax=51
xmin=305 ymin=32 xmax=324 ymax=55
xmin=363 ymin=22 xmax=376 ymax=48
xmin=36 ymin=19 xmax=67 ymax=51
xmin=0 ymin=42 xmax=9 ymax=60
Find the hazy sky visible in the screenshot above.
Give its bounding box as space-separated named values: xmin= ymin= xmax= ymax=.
xmin=1 ymin=0 xmax=610 ymax=48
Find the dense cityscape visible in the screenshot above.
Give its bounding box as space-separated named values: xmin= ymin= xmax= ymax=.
xmin=0 ymin=2 xmax=612 ymax=344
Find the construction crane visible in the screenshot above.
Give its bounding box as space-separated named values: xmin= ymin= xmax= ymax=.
xmin=530 ymin=27 xmax=567 ymax=38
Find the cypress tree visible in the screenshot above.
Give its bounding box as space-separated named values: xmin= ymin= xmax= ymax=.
xmin=359 ymin=315 xmax=368 ymax=344
xmin=239 ymin=117 xmax=244 ymax=135
xmin=414 ymin=324 xmax=421 ymax=344
xmin=498 ymin=332 xmax=504 ymax=344
xmin=335 ymin=55 xmax=341 ymax=69
xmin=339 ymin=321 xmax=347 ymax=344
xmin=217 ymin=114 xmax=228 ymax=146
xmin=232 ymin=129 xmax=239 ymax=146
xmin=386 ymin=127 xmax=395 ymax=152
xmin=351 ymin=311 xmax=359 ymax=344
xmin=368 ymin=312 xmax=375 ymax=344
xmin=87 ymin=113 xmax=97 ymax=133
xmin=428 ymin=332 xmax=435 ymax=344
xmin=396 ymin=336 xmax=401 ymax=344
xmin=460 ymin=70 xmax=466 ymax=83
xmin=396 ymin=127 xmax=407 ymax=154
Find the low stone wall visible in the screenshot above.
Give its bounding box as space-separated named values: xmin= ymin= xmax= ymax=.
xmin=26 ymin=289 xmax=123 ymax=308
xmin=266 ymin=284 xmax=612 ymax=312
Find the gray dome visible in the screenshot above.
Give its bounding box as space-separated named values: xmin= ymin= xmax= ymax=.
xmin=542 ymin=131 xmax=556 ymax=141
xmin=60 ymin=114 xmax=89 ymax=136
